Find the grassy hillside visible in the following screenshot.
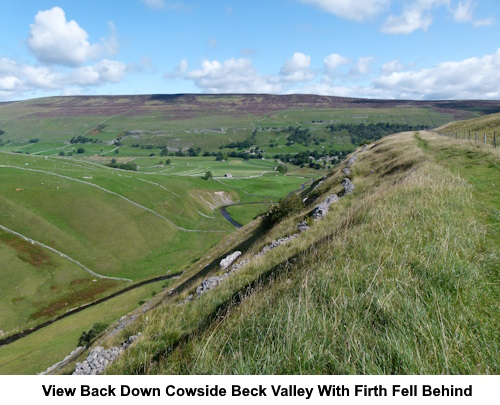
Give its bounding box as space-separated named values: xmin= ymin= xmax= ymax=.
xmin=436 ymin=111 xmax=500 ymax=146
xmin=102 ymin=130 xmax=498 ymax=375
xmin=0 ymin=148 xmax=311 ymax=341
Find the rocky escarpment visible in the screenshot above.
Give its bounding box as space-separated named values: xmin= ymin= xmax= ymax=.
xmin=311 ymin=194 xmax=340 ymax=219
xmin=73 ymin=334 xmax=140 ymax=375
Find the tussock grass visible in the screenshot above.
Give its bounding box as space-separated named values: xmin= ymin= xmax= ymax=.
xmin=107 ymin=132 xmax=498 ymax=374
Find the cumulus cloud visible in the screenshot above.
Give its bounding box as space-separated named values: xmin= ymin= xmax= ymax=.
xmin=382 ymin=8 xmax=434 ymax=34
xmin=373 ymin=48 xmax=500 ymax=99
xmin=165 ymin=52 xmax=316 ymax=93
xmin=0 ymin=57 xmax=129 ymax=99
xmin=301 ymin=0 xmax=390 ymax=22
xmin=28 ymin=7 xmax=117 ymax=66
xmin=0 ymin=58 xmax=61 ymax=93
xmin=323 ymin=54 xmax=350 ymax=73
xmin=184 ymin=58 xmax=282 ymax=93
xmin=279 ymin=52 xmax=315 ymax=82
xmin=381 ymin=0 xmax=450 ymax=35
xmin=0 ymin=6 xmax=130 ymax=99
xmin=296 ymin=49 xmax=500 ymax=100
xmin=70 ymin=60 xmax=128 ymax=86
xmin=381 ymin=0 xmax=493 ymax=34
xmin=302 ymin=0 xmax=494 ymax=33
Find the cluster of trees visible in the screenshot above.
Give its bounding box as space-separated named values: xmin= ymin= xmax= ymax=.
xmin=70 ymin=135 xmax=99 ymax=144
xmin=327 ymin=123 xmax=428 ymax=145
xmin=0 ymin=131 xmax=8 ymax=147
xmin=105 ymin=158 xmax=137 ymax=171
xmin=78 ymin=322 xmax=108 ymax=347
xmin=273 ymin=149 xmax=352 ymax=170
xmin=285 ymin=127 xmax=316 ymax=146
xmin=131 ymin=144 xmax=203 ymax=157
xmin=261 ymin=194 xmax=303 ymax=231
xmin=222 ymin=128 xmax=258 ymax=149
xmin=132 ymin=143 xmax=155 ymax=149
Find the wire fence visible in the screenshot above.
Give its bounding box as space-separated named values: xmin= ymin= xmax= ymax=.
xmin=435 ymin=129 xmax=497 ymax=148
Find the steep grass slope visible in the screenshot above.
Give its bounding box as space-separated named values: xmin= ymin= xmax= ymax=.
xmin=436 ymin=111 xmax=500 ymax=145
xmin=105 ymin=131 xmax=498 ymax=375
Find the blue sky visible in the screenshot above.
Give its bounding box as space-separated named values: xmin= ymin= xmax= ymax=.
xmin=0 ymin=0 xmax=499 ymax=100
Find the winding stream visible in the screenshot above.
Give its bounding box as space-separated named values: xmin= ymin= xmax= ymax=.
xmin=219 ymin=206 xmax=243 ymax=228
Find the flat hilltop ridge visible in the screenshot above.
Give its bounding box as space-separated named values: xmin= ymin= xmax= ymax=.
xmin=6 ymin=93 xmax=500 ymax=116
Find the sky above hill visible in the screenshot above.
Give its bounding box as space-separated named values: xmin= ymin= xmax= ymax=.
xmin=0 ymin=0 xmax=499 ymax=101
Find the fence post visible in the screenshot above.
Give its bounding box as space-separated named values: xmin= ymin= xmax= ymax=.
xmin=484 ymin=132 xmax=486 ymax=144
xmin=494 ymin=131 xmax=497 ymax=148
xmin=475 ymin=131 xmax=477 ymax=143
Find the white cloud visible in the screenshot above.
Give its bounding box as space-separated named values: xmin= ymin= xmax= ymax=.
xmin=381 ymin=0 xmax=450 ymax=35
xmin=373 ymin=48 xmax=500 ymax=99
xmin=381 ymin=59 xmax=404 ymax=74
xmin=0 ymin=57 xmax=62 ymax=92
xmin=165 ymin=53 xmax=315 ymax=93
xmin=302 ymin=0 xmax=494 ymax=33
xmin=279 ymin=52 xmax=315 ymax=82
xmin=71 ymin=60 xmax=128 ymax=86
xmin=381 ymin=0 xmax=493 ymax=34
xmin=452 ymin=0 xmax=475 ymax=22
xmin=382 ymin=8 xmax=434 ymax=34
xmin=28 ymin=7 xmax=117 ymax=66
xmin=451 ymin=0 xmax=496 ymax=27
xmin=301 ymin=0 xmax=390 ymax=22
xmin=0 ymin=57 xmax=129 ymax=99
xmin=473 ymin=17 xmax=494 ymax=27
xmin=0 ymin=6 xmax=130 ymax=99
xmin=323 ymin=54 xmax=350 ymax=73
xmin=184 ymin=58 xmax=282 ymax=93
